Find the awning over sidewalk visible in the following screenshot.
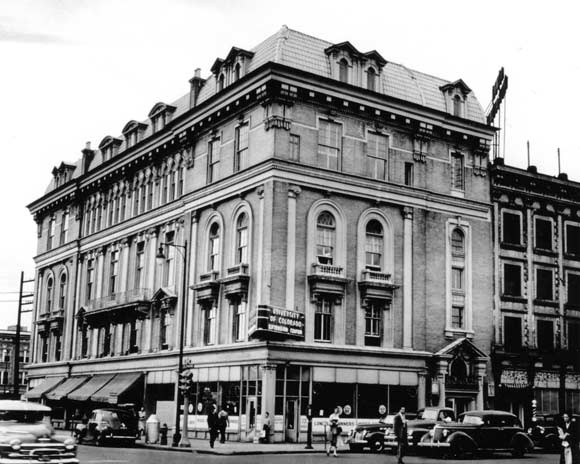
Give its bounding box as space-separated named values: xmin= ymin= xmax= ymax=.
xmin=68 ymin=374 xmax=115 ymax=402
xmin=45 ymin=376 xmax=91 ymax=401
xmin=24 ymin=376 xmax=65 ymax=400
xmin=90 ymin=372 xmax=142 ymax=404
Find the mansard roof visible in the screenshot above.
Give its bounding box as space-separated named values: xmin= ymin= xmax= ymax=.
xmin=98 ymin=135 xmax=122 ymax=150
xmin=121 ymin=120 xmax=148 ymax=135
xmin=440 ymin=79 xmax=472 ymax=95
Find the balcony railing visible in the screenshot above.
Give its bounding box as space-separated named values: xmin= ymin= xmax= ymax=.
xmin=198 ymin=270 xmax=220 ymax=283
xmin=361 ymin=270 xmax=392 ymax=282
xmin=226 ymin=263 xmax=249 ymax=276
xmin=87 ymin=288 xmax=152 ymax=311
xmin=311 ymin=263 xmax=344 ymax=277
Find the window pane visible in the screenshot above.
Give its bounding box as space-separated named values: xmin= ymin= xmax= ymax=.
xmin=451 ymin=153 xmax=464 ymax=190
xmin=535 ymin=218 xmax=552 ymax=250
xmin=503 ymin=212 xmax=522 ymax=245
xmin=566 ymin=224 xmax=580 ymax=254
xmin=504 ymin=316 xmax=522 ymax=351
xmin=452 ymin=267 xmax=464 ymax=290
xmin=568 ymin=274 xmax=580 ymax=305
xmin=452 ymin=229 xmax=465 ymax=255
xmin=536 ymin=268 xmax=553 ymax=300
xmin=504 ymin=263 xmax=521 ymax=296
xmin=537 ymin=319 xmax=554 ymax=351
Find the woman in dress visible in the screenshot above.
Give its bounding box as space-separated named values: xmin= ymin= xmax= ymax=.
xmin=558 ymin=412 xmax=579 ymax=464
xmin=327 ymin=407 xmax=341 ymax=457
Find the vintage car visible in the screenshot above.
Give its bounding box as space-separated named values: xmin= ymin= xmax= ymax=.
xmin=347 ymin=415 xmax=395 ymax=452
xmin=0 ymin=400 xmax=78 ymax=463
xmin=527 ymin=414 xmax=560 ymax=451
xmin=384 ymin=407 xmax=455 ymax=451
xmin=419 ymin=410 xmax=534 ymax=458
xmin=75 ymin=408 xmax=138 ymax=446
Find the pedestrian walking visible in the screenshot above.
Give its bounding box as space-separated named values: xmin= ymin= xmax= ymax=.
xmin=207 ymin=404 xmax=219 ymax=448
xmin=326 ymin=406 xmax=341 ymax=457
xmin=137 ymin=407 xmax=146 ymax=439
xmin=558 ymin=412 xmax=579 ymax=464
xmin=218 ymin=406 xmax=229 ymax=444
xmin=262 ymin=412 xmax=272 ymax=443
xmin=393 ymin=406 xmax=408 ymax=464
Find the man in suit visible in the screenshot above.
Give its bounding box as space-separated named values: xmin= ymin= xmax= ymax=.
xmin=393 ymin=406 xmax=408 ymax=464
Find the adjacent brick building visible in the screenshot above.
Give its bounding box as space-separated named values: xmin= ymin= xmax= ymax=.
xmin=0 ymin=326 xmax=30 ymax=398
xmin=25 ymin=27 xmax=495 ymax=441
xmin=490 ymin=160 xmax=580 ymax=424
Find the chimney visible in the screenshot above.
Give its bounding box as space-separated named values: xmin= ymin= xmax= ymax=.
xmin=189 ymin=68 xmax=205 ymax=109
xmin=81 ymin=141 xmax=95 ymax=174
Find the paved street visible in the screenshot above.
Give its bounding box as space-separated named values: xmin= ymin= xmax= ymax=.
xmin=78 ymin=444 xmax=559 ymax=464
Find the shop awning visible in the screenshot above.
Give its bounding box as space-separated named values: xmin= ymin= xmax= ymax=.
xmin=24 ymin=376 xmax=65 ymax=400
xmin=45 ymin=376 xmax=90 ymax=401
xmin=90 ymin=373 xmax=142 ymax=404
xmin=68 ymin=374 xmax=115 ymax=402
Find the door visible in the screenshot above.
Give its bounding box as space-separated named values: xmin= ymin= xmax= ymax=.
xmin=246 ymin=396 xmax=257 ymax=432
xmin=285 ymin=399 xmax=299 ymax=442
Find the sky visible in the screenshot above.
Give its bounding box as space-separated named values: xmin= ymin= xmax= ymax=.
xmin=1 ymin=0 xmax=579 ymax=329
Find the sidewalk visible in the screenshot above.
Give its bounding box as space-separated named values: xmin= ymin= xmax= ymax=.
xmin=139 ymin=438 xmax=327 ymax=455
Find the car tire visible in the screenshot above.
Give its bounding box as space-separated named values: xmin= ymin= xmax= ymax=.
xmin=368 ymin=435 xmax=384 ymax=453
xmin=511 ymin=446 xmax=525 ymax=458
xmin=348 ymin=444 xmax=363 ymax=452
xmin=96 ymin=433 xmax=106 ymax=447
xmin=447 ymin=441 xmax=465 ymax=459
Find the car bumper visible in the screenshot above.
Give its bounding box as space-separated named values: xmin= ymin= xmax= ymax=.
xmin=384 ymin=437 xmax=413 ymax=448
xmin=418 ymin=441 xmax=450 ymax=448
xmin=347 ymin=438 xmax=368 ymax=445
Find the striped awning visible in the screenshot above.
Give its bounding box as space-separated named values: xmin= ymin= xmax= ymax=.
xmin=24 ymin=376 xmax=65 ymax=400
xmin=68 ymin=374 xmax=115 ymax=402
xmin=45 ymin=376 xmax=90 ymax=401
xmin=90 ymin=373 xmax=142 ymax=404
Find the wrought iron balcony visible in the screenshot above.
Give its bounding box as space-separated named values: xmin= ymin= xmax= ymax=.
xmin=87 ymin=288 xmax=152 ymax=312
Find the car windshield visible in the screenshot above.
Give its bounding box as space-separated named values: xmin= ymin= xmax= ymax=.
xmin=0 ymin=410 xmax=50 ymax=423
xmin=103 ymin=410 xmax=134 ymax=425
xmin=460 ymin=415 xmax=483 ymax=425
xmin=418 ymin=410 xmax=438 ymax=420
xmin=382 ymin=415 xmax=395 ymax=424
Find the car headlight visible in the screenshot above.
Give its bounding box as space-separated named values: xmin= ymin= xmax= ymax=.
xmin=527 ymin=428 xmax=532 ymax=434
xmin=64 ymin=438 xmax=76 ymax=450
xmin=9 ymin=439 xmax=21 ymax=451
xmin=538 ymin=426 xmax=545 ymax=434
xmin=442 ymin=429 xmax=449 ymax=437
xmin=429 ymin=429 xmax=434 ymax=437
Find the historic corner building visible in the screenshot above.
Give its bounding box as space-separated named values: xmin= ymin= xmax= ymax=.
xmin=490 ymin=160 xmax=580 ymax=424
xmin=25 ymin=27 xmax=496 ymax=442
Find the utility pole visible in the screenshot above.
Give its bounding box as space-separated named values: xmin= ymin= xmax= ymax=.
xmin=14 ymin=272 xmax=34 ymax=398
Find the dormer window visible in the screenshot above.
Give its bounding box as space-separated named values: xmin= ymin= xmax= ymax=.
xmin=440 ymin=80 xmax=471 ymax=118
xmin=218 ymin=73 xmax=225 ymax=92
xmin=211 ymin=47 xmax=254 ymax=93
xmin=122 ymin=121 xmax=147 ymax=149
xmin=367 ymin=67 xmax=377 ymax=91
xmin=148 ymin=103 xmax=176 ymax=133
xmin=52 ymin=162 xmax=76 ymax=188
xmin=338 ymin=59 xmax=349 ymax=83
xmin=453 ymin=95 xmax=462 ymax=117
xmin=98 ymin=136 xmax=122 ymax=161
xmin=234 ymin=63 xmax=241 ymax=81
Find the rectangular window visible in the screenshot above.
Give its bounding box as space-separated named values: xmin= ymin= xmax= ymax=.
xmin=289 ymin=134 xmax=300 ymax=161
xmin=452 ymin=267 xmax=464 ymax=290
xmin=451 ymin=153 xmax=464 ymax=190
xmin=537 ymin=319 xmax=554 ymax=352
xmin=47 ymin=217 xmax=55 ymax=250
xmin=366 ymin=133 xmax=388 ymax=180
xmin=169 ymin=171 xmax=176 ymax=201
xmin=109 ymin=250 xmax=119 ymax=295
xmin=139 ymin=185 xmax=146 ymax=214
xmin=503 ymin=263 xmax=522 ymax=297
xmin=536 ymin=268 xmax=553 ymax=300
xmin=314 ymin=299 xmax=332 ymax=342
xmin=159 ymin=309 xmax=170 ymax=349
xmin=566 ymin=224 xmax=580 ymax=255
xmin=208 ymin=139 xmax=220 ymax=183
xmin=535 ymin=218 xmax=552 ymax=250
xmin=568 ymin=321 xmax=580 ymax=351
xmin=504 ymin=316 xmax=522 ymax=352
xmin=147 ymin=183 xmax=154 ymax=210
xmin=404 ymin=162 xmax=414 ymax=186
xmin=120 ymin=195 xmax=126 ymax=221
xmin=177 ymin=167 xmax=184 ymax=197
xmin=451 ymin=305 xmax=464 ymax=329
xmin=86 ymin=259 xmax=95 ymax=303
xmin=235 ymin=123 xmax=249 ymax=172
xmin=163 ymin=232 xmax=175 ymax=286
xmin=60 ymin=212 xmax=69 ymax=245
xmin=135 ymin=242 xmax=145 ymax=289
xmin=232 ymin=300 xmax=246 ymax=342
xmin=54 ymin=335 xmax=62 ymax=362
xmin=161 ymin=174 xmax=168 ymax=204
xmin=133 ymin=188 xmax=140 ymax=216
xmin=108 ymin=198 xmax=114 ymax=226
xmin=114 ymin=197 xmax=120 ymax=224
xmin=364 ymin=304 xmax=381 ymax=346
xmin=502 ymin=211 xmax=522 ymax=245
xmin=365 ymin=235 xmax=382 ymax=271
xmin=204 ymin=306 xmax=216 ymax=345
xmin=568 ymin=273 xmax=580 ymax=306
xmin=317 ymin=120 xmax=341 ymax=170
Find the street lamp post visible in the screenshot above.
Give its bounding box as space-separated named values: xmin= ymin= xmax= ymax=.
xmin=156 ymin=240 xmax=190 ymax=448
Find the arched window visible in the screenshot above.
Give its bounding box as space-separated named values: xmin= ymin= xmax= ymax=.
xmin=450 ymin=358 xmax=467 ymax=380
xmin=451 ymin=228 xmax=465 ymax=256
xmin=208 ymin=222 xmax=221 ymax=271
xmin=365 ymin=219 xmax=383 ymax=270
xmin=234 ymin=63 xmax=241 ymax=81
xmin=236 ymin=213 xmax=248 ymax=264
xmin=46 ymin=277 xmax=54 ymax=313
xmin=453 ymin=95 xmax=462 ymax=117
xmin=218 ymin=73 xmax=225 ymax=92
xmin=367 ymin=67 xmax=376 ymax=91
xmin=338 ymin=59 xmax=349 ymax=83
xmin=58 ymin=274 xmax=67 ymax=310
xmin=316 ymin=212 xmax=336 ymax=265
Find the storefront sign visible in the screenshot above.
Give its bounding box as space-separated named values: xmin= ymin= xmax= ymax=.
xmin=250 ymin=305 xmax=305 ymax=339
xmin=500 ymin=368 xmax=528 ymax=388
xmin=343 ymin=405 xmax=352 ymax=416
xmin=378 ymin=404 xmax=387 ymax=415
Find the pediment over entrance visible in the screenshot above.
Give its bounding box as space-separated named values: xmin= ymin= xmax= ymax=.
xmin=435 ymin=337 xmax=488 ymax=360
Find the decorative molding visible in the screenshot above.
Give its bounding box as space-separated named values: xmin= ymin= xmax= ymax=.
xmin=264 ymin=115 xmax=291 ymax=131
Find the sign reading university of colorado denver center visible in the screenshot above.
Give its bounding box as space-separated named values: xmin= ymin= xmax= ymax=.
xmin=249 ymin=305 xmax=305 ymax=339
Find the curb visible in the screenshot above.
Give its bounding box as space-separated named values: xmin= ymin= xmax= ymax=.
xmin=135 ymin=443 xmax=325 ymax=456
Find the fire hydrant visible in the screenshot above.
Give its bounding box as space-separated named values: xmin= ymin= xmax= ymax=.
xmin=159 ymin=423 xmax=169 ymax=446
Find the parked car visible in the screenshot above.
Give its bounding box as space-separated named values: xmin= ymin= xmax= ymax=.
xmin=75 ymin=408 xmax=138 ymax=446
xmin=384 ymin=407 xmax=455 ymax=451
xmin=419 ymin=410 xmax=534 ymax=458
xmin=527 ymin=414 xmax=560 ymax=451
xmin=347 ymin=415 xmax=395 ymax=452
xmin=0 ymin=400 xmax=78 ymax=463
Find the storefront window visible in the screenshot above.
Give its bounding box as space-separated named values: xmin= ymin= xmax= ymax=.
xmin=358 ymin=384 xmax=389 ymax=418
